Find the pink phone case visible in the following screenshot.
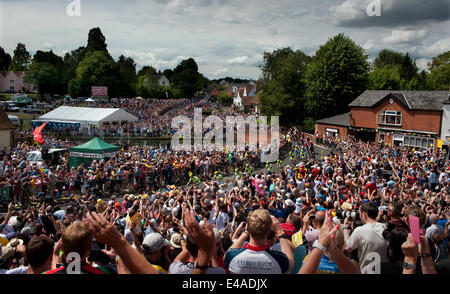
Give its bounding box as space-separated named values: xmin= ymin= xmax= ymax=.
xmin=408 ymin=215 xmax=420 ymax=244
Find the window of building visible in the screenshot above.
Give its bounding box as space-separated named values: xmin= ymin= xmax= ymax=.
xmin=402 ymin=135 xmax=434 ymax=149
xmin=10 ymin=86 xmax=14 ymax=90
xmin=10 ymin=80 xmax=14 ymax=84
xmin=379 ymin=110 xmax=402 ymax=126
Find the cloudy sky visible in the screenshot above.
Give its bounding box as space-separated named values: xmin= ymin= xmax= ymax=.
xmin=0 ymin=0 xmax=449 ymax=79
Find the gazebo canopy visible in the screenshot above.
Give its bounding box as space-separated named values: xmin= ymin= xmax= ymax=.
xmin=70 ymin=137 xmax=120 ymax=154
xmin=69 ymin=137 xmax=120 ymax=168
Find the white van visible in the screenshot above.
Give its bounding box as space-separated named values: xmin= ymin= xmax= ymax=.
xmin=26 ymin=148 xmax=67 ymax=167
xmin=8 ymin=115 xmax=20 ymax=127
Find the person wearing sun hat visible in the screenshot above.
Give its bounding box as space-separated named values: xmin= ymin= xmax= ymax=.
xmin=168 ymin=233 xmax=183 ymax=261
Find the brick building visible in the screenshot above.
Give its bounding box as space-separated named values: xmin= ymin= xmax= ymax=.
xmin=315 ymin=90 xmax=449 ymax=150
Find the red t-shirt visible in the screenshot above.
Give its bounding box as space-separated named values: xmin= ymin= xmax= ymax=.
xmin=311 ymin=168 xmax=320 ymax=178
xmin=365 ymin=182 xmax=377 ymax=194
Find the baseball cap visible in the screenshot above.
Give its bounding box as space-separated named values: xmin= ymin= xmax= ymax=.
xmin=142 ymin=233 xmax=169 ymax=254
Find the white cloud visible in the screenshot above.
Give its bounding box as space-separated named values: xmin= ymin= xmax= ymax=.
xmin=382 ymin=29 xmax=428 ymax=45
xmin=415 ymin=58 xmax=431 ymax=72
xmin=42 ymin=42 xmax=55 ymax=50
xmin=226 ymin=56 xmax=249 ymax=64
xmin=420 ymin=37 xmax=450 ymax=57
xmin=226 ymin=54 xmax=263 ymax=66
xmin=212 ymin=67 xmax=230 ymax=76
xmin=1 ymin=0 xmax=448 ymax=79
xmin=330 ymin=0 xmax=368 ymax=23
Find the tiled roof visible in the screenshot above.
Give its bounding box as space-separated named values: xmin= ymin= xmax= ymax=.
xmin=316 ymin=112 xmax=350 ymax=127
xmin=349 ymin=90 xmax=449 ymax=111
xmin=0 ymin=71 xmax=24 ymax=78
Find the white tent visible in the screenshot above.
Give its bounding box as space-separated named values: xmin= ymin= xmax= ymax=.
xmin=85 ymin=98 xmax=95 ymax=102
xmin=38 ymin=106 xmax=138 ymax=125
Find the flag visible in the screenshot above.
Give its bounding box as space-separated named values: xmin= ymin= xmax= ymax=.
xmin=251 ymin=178 xmax=264 ymax=196
xmin=33 ymin=121 xmax=48 ymax=145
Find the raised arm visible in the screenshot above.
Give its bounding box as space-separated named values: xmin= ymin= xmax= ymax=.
xmin=84 ymin=212 xmax=159 ymax=274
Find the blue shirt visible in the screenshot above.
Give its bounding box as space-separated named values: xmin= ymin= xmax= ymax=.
xmin=291 ymin=245 xmax=307 ymax=274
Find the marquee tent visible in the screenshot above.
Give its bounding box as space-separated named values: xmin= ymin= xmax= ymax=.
xmin=69 ymin=137 xmax=120 ymax=168
xmin=37 ymin=106 xmax=138 ymax=126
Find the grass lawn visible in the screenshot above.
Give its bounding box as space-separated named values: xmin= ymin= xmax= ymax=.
xmin=0 ymin=93 xmax=38 ymax=101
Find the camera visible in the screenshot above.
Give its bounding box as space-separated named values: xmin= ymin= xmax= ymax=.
xmin=335 ymin=209 xmax=360 ymax=220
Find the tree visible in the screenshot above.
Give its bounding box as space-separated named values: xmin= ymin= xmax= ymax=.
xmin=162 ymin=69 xmax=173 ymax=80
xmin=117 ymin=55 xmax=137 ymax=97
xmin=217 ymin=92 xmax=232 ymax=105
xmin=9 ymin=43 xmax=31 ymax=71
xmin=427 ymin=51 xmax=450 ymax=90
xmin=86 ymin=27 xmax=108 ymax=53
xmin=304 ymin=33 xmax=369 ymax=120
xmin=25 ymin=63 xmax=59 ymax=97
xmin=259 ymin=47 xmax=311 ymax=127
xmin=371 ymin=49 xmax=420 ymax=90
xmin=0 ymin=47 xmax=12 ymax=70
xmin=398 ymin=53 xmax=418 ymax=82
xmin=136 ymin=66 xmax=159 ymax=97
xmin=62 ymin=46 xmax=87 ymax=93
xmin=25 ymin=50 xmax=65 ymax=97
xmin=373 ymin=49 xmax=404 ymax=69
xmin=368 ymin=65 xmax=401 ymax=90
xmin=171 ymin=58 xmax=203 ymax=97
xmin=69 ymin=51 xmax=121 ymax=98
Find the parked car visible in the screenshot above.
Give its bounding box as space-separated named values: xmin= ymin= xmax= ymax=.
xmin=35 ymin=102 xmax=52 ymax=112
xmin=23 ymin=104 xmax=45 ymax=114
xmin=1 ymin=101 xmax=20 ymax=112
xmin=7 ymin=115 xmax=20 ymax=127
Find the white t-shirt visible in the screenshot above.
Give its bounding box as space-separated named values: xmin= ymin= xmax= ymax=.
xmin=211 ymin=211 xmax=228 ymax=232
xmin=4 ymin=266 xmax=28 ymax=274
xmin=346 ymin=222 xmax=387 ymax=274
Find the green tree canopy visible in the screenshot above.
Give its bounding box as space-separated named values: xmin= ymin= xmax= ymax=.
xmin=368 ymin=65 xmax=401 ymax=90
xmin=9 ymin=43 xmax=31 ymax=71
xmin=117 ymin=55 xmax=137 ymax=97
xmin=62 ymin=46 xmax=87 ymax=93
xmin=171 ymin=58 xmax=203 ymax=97
xmin=259 ymin=47 xmax=311 ymax=127
xmin=69 ymin=51 xmax=120 ymax=98
xmin=86 ymin=27 xmax=108 ymax=53
xmin=0 ymin=47 xmax=12 ymax=70
xmin=305 ymin=33 xmax=369 ymax=120
xmin=369 ymin=49 xmax=421 ymax=90
xmin=25 ymin=50 xmax=66 ymax=97
xmin=427 ymin=51 xmax=450 ymax=90
xmin=217 ymin=91 xmax=232 ymax=105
